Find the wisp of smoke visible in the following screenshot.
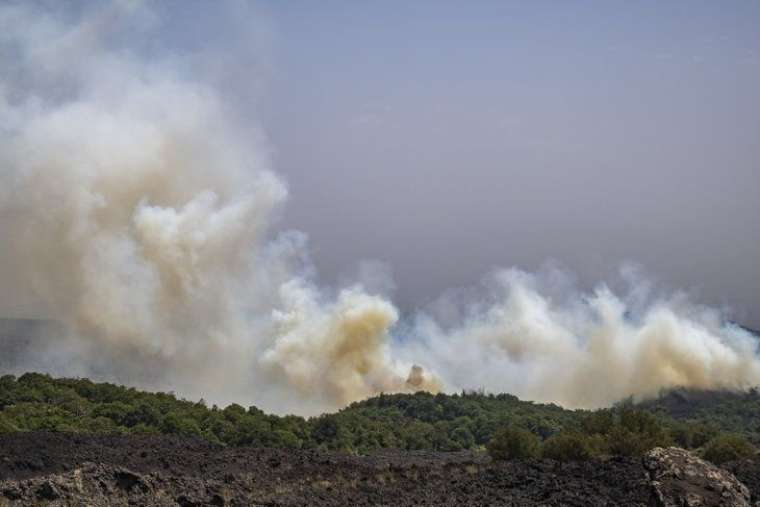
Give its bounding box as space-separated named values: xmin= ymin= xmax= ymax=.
xmin=1 ymin=2 xmax=758 ymax=414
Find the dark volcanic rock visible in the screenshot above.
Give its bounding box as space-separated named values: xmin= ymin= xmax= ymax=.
xmin=723 ymin=455 xmax=760 ymax=503
xmin=0 ymin=433 xmax=755 ymax=506
xmin=0 ymin=463 xmax=251 ymax=507
xmin=0 ymin=433 xmax=651 ymax=506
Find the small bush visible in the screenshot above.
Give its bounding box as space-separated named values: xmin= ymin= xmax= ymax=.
xmin=81 ymin=416 xmax=121 ymax=434
xmin=587 ymin=433 xmax=610 ymax=456
xmin=618 ymin=407 xmax=668 ymax=440
xmin=130 ymin=423 xmax=160 ymax=435
xmin=451 ymin=426 xmax=475 ymax=449
xmin=542 ymin=432 xmax=593 ymax=461
xmin=487 ymin=426 xmax=540 ymax=460
xmin=670 ymin=422 xmax=718 ymax=449
xmin=607 ymin=426 xmax=656 ymax=457
xmin=605 ymin=408 xmax=672 ymax=457
xmin=702 ymin=434 xmax=754 ymax=465
xmin=159 ymin=412 xmax=201 ymax=437
xmin=669 ymin=423 xmax=692 ymax=448
xmin=0 ymin=414 xmax=18 ymax=434
xmin=690 ymin=423 xmax=719 ymax=448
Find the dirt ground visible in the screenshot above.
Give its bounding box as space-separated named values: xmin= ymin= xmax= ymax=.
xmin=0 ymin=432 xmax=755 ymax=506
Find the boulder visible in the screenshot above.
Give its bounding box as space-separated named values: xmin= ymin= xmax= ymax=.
xmin=644 ymin=446 xmax=751 ymax=507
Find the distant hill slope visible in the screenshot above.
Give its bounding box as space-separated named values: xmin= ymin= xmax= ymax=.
xmin=1 ymin=372 xmax=760 ymax=455
xmin=637 ymin=388 xmax=760 ymax=434
xmin=0 ymin=372 xmax=587 ymax=453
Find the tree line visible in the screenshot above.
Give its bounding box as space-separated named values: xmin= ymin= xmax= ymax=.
xmin=0 ymin=373 xmax=756 ymax=464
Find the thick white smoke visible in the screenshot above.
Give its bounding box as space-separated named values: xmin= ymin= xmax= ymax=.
xmin=0 ymin=1 xmax=436 ymax=413
xmin=1 ymin=3 xmax=758 ymax=414
xmin=401 ymin=267 xmax=760 ymax=409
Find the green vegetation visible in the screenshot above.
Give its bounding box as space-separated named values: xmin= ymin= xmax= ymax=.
xmin=702 ymin=434 xmax=755 ymax=465
xmin=0 ymin=373 xmax=757 ymax=465
xmin=540 ymin=432 xmax=593 ymax=462
xmin=485 ymin=406 xmax=675 ymax=462
xmin=636 ymin=388 xmax=760 ymax=436
xmin=486 ymin=426 xmax=540 ymax=460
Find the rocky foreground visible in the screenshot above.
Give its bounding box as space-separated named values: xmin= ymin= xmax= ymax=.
xmin=0 ymin=433 xmax=758 ymax=506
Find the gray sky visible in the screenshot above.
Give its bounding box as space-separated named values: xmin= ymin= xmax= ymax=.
xmin=10 ymin=0 xmax=760 ymax=327
xmin=254 ymin=2 xmax=760 ymax=326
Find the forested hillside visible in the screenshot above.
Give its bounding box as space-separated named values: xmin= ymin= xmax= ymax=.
xmin=637 ymin=387 xmax=760 ymax=434
xmin=1 ymin=373 xmax=758 ymax=463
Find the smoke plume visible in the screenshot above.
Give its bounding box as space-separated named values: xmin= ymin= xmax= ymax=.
xmin=400 ymin=267 xmax=760 ymax=408
xmin=1 ymin=2 xmax=758 ymax=414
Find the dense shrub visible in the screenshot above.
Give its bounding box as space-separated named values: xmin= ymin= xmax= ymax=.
xmin=607 ymin=426 xmax=657 ymax=457
xmin=487 ymin=426 xmax=540 ymax=460
xmin=581 ymin=410 xmax=614 ymax=435
xmin=690 ymin=423 xmax=720 ymax=448
xmin=670 ymin=422 xmax=718 ymax=449
xmin=451 ymin=426 xmax=475 ymax=449
xmin=618 ymin=407 xmax=667 ymax=439
xmin=702 ymin=434 xmax=754 ymax=465
xmin=541 ymin=432 xmax=594 ymax=461
xmin=159 ymin=412 xmax=202 ymax=437
xmin=606 ymin=408 xmax=673 ymax=457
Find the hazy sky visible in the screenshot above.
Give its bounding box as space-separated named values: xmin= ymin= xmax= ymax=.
xmin=255 ymin=1 xmax=760 ymax=326
xmin=10 ymin=1 xmax=760 ymax=327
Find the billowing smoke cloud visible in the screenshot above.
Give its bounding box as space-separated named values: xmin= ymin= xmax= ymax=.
xmin=401 ymin=267 xmax=760 ymax=409
xmin=1 ymin=2 xmax=758 ymax=414
xmin=0 ymin=1 xmax=437 ymax=413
